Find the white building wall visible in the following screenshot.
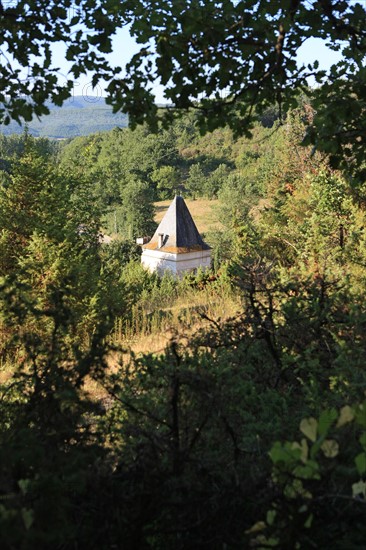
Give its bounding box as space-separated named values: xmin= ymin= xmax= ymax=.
xmin=141 ymin=249 xmax=211 ymax=277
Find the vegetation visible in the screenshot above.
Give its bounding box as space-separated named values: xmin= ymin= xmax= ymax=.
xmin=2 ymin=0 xmax=366 ymax=532
xmin=1 ymin=96 xmax=366 ymax=548
xmin=1 ymin=0 xmax=365 ymax=178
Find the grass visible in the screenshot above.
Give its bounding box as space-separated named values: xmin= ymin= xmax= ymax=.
xmin=84 ymin=280 xmax=241 ymax=400
xmin=0 ymin=283 xmax=241 ymax=401
xmin=154 ymin=198 xmax=222 ymax=234
xmin=111 ymin=282 xmax=240 ymax=356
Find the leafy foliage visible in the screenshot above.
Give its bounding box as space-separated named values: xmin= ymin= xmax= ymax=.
xmin=250 ymin=402 xmax=366 ymax=548
xmin=1 ymin=0 xmax=366 ymax=175
xmin=1 ymin=75 xmax=366 ymax=548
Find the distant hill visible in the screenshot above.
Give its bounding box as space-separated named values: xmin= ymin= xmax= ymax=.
xmin=0 ymin=97 xmax=129 ymax=139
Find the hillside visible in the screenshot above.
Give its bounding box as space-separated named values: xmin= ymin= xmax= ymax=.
xmin=0 ymin=97 xmax=128 ymax=138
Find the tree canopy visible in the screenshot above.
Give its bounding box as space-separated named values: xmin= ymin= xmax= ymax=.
xmin=1 ymin=1 xmax=366 ymax=170
xmin=1 ymin=101 xmax=366 ymax=550
xmin=2 ymin=3 xmax=366 ymax=547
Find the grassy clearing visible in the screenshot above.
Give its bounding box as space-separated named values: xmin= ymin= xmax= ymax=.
xmin=154 ymin=198 xmax=223 ymax=234
xmin=84 ymin=281 xmax=241 ymax=400
xmin=0 ymin=284 xmax=241 ymax=401
xmin=111 ymin=283 xmax=240 ymax=357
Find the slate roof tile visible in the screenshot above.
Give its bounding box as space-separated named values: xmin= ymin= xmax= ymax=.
xmin=144 ymin=196 xmax=211 ymax=253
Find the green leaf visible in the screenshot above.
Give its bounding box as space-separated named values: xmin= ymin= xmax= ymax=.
xmin=321 ymin=439 xmax=339 ymax=458
xmin=294 ymin=460 xmax=320 ymax=480
xmin=318 ymin=409 xmax=337 ymax=436
xmin=18 ymin=479 xmax=31 ymax=495
xmin=266 ymin=509 xmax=276 ymax=526
xmin=284 ymin=478 xmax=313 ymax=498
xmin=245 ymin=521 xmax=266 ymax=534
xmin=359 ymin=433 xmax=366 ymax=448
xmin=21 ymin=508 xmax=34 ymax=530
xmin=300 ymin=417 xmax=318 ymax=442
xmin=355 ymin=452 xmax=366 ymax=475
xmin=356 ymin=403 xmax=366 ymax=428
xmin=337 ymin=405 xmax=354 ymax=427
xmin=352 ymin=480 xmax=366 ymax=498
xmin=269 ymin=442 xmax=288 ymax=464
xmin=291 ymin=438 xmax=309 ymax=463
xmin=304 ymin=513 xmax=314 ymax=528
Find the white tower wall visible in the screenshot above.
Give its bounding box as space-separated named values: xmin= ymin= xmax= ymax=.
xmin=141 ymin=248 xmax=211 ymax=277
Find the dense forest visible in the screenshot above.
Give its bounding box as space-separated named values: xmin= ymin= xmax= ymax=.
xmin=1 ymin=98 xmax=366 ymax=548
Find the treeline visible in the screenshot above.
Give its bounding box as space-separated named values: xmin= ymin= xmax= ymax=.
xmin=53 ymin=106 xmax=279 ymax=238
xmin=1 ymin=103 xmax=366 ymax=548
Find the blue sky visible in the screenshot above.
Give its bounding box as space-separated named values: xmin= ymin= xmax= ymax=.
xmin=50 ymin=27 xmax=343 ymax=104
xmin=2 ymin=0 xmax=363 ymax=105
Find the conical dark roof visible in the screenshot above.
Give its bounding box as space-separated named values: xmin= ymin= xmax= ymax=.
xmin=144 ymin=196 xmax=210 ymax=253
